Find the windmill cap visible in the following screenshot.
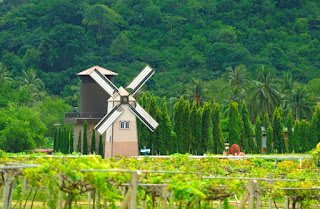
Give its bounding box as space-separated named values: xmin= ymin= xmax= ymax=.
xmin=77 ymin=65 xmax=118 ymax=76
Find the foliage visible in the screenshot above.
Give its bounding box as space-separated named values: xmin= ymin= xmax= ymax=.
xmin=272 ymin=106 xmax=286 ymax=153
xmin=83 ymin=121 xmax=88 ymax=155
xmin=241 ymin=101 xmax=254 ymax=153
xmin=255 ymin=116 xmax=262 ymax=154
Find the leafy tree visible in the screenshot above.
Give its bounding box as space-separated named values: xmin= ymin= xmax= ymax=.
xmin=293 ymin=120 xmax=301 ymax=153
xmin=311 ymin=105 xmax=320 ymax=148
xmin=272 ymin=106 xmax=285 ymax=153
xmin=212 ymin=103 xmax=224 ymax=154
xmin=91 ymin=130 xmax=96 ymax=154
xmin=83 ymin=121 xmax=88 ymax=155
xmin=0 ymin=103 xmax=47 ymax=152
xmin=54 ymin=128 xmax=58 ymax=152
xmin=255 ymin=116 xmax=262 ymax=154
xmin=99 ymin=134 xmax=104 ymax=158
xmin=148 ymin=95 xmax=160 ymax=154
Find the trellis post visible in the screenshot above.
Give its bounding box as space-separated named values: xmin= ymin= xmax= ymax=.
xmin=130 ymin=171 xmax=138 ymax=209
xmin=284 ymin=196 xmax=289 ymax=209
xmin=57 ymin=176 xmax=63 ymax=209
xmin=2 ymin=171 xmax=13 ymax=209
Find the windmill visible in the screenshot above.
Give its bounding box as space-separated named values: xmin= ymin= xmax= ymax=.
xmin=89 ymin=65 xmax=159 ymax=157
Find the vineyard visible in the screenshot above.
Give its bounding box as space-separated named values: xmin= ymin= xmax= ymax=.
xmin=1 ymin=151 xmax=320 ymax=209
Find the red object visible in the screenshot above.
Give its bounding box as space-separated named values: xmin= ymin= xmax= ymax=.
xmin=230 ymin=144 xmax=240 ymax=156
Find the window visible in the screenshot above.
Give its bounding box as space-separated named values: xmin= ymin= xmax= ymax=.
xmin=120 ymin=121 xmax=130 ymax=129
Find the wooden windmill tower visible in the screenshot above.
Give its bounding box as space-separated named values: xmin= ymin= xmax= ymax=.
xmin=89 ymin=65 xmax=159 ymax=158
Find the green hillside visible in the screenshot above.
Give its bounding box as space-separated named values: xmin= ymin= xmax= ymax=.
xmin=0 ymin=0 xmax=319 ymax=97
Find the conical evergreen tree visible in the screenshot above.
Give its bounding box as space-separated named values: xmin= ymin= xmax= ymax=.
xmin=57 ymin=127 xmax=62 ymax=152
xmin=264 ymin=113 xmax=273 ymax=153
xmin=149 ymin=95 xmax=160 ymax=154
xmin=70 ymin=130 xmax=74 ymax=153
xmin=65 ymin=127 xmax=70 ymax=154
xmin=91 ymin=130 xmax=96 ymax=154
xmin=241 ymin=101 xmax=254 ymax=153
xmin=183 ymin=100 xmax=191 ymax=153
xmin=194 ymin=107 xmax=202 ymax=154
xmin=212 ymin=103 xmax=224 ymax=154
xmin=228 ymin=101 xmax=244 ymax=148
xmin=59 ymin=128 xmax=64 ymax=152
xmin=189 ymin=100 xmax=198 ymax=154
xmin=286 ymin=110 xmax=294 ymax=152
xmin=137 ymin=93 xmax=150 ymax=149
xmin=173 ymin=96 xmax=185 ymax=153
xmin=158 ymin=98 xmax=172 ymax=154
xmin=311 ymin=104 xmax=320 ymax=147
xmin=83 ymin=121 xmax=88 ymax=155
xmin=293 ymin=120 xmax=301 ymax=153
xmin=77 ymin=130 xmax=81 ymax=153
xmin=53 ymin=128 xmax=58 ymax=152
xmin=201 ymin=102 xmax=212 ymax=154
xmin=300 ymin=119 xmax=311 ymax=152
xmin=272 ymin=106 xmax=285 ymax=153
xmin=99 ymin=134 xmax=104 ymax=158
xmin=255 ymin=116 xmax=262 ymax=154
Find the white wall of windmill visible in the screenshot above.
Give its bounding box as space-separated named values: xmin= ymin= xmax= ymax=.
xmin=105 ymin=101 xmax=115 ymax=158
xmin=113 ymin=103 xmax=138 ymax=157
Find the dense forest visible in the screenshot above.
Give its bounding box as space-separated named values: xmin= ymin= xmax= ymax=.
xmin=0 ymin=0 xmax=320 ymax=152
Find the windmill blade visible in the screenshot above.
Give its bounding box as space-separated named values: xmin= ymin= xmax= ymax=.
xmin=95 ymin=104 xmax=124 ymax=134
xmin=126 ymin=65 xmax=155 ymax=95
xmin=90 ymin=68 xmax=119 ymax=97
xmin=129 ymin=102 xmax=159 ymax=132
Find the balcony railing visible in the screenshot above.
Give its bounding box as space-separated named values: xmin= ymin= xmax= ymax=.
xmin=65 ymin=112 xmax=106 ymax=119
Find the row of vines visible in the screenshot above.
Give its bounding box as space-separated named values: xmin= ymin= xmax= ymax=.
xmin=1 ymin=151 xmax=320 ymax=209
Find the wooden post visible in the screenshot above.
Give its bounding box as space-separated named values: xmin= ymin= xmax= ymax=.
xmin=256 ymin=194 xmax=260 ymax=209
xmin=130 ymin=171 xmax=138 ymax=209
xmin=88 ymin=191 xmax=92 ymax=209
xmin=170 ymin=192 xmax=174 ymax=209
xmin=268 ymin=197 xmax=272 ymax=209
xmin=162 ymin=187 xmax=168 ymax=209
xmin=57 ymin=176 xmax=63 ymax=209
xmin=96 ymin=189 xmax=101 ymax=209
xmin=218 ymin=199 xmax=222 ymax=209
xmin=248 ymin=180 xmax=256 ymax=209
xmin=2 ymin=172 xmax=13 ymax=209
xmin=284 ymin=196 xmax=289 ymax=209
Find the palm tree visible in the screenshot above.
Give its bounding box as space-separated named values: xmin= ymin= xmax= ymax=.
xmin=17 ymin=69 xmax=44 ymax=92
xmin=249 ymin=66 xmax=281 ymax=118
xmin=279 ymin=73 xmax=295 ymax=96
xmin=283 ymin=86 xmax=315 ymax=120
xmin=0 ymin=63 xmax=12 ymax=82
xmin=223 ymin=65 xmax=251 ymax=90
xmin=185 ymin=78 xmax=208 ymax=105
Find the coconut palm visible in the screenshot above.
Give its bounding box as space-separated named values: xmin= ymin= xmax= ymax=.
xmin=17 ymin=69 xmax=44 ymax=92
xmin=249 ymin=66 xmax=281 ymax=118
xmin=0 ymin=63 xmax=12 ymax=82
xmin=284 ymin=86 xmax=315 ymax=120
xmin=185 ymin=78 xmax=209 ymax=105
xmin=223 ymin=65 xmax=251 ymax=90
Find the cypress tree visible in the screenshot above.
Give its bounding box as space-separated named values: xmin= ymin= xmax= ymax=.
xmin=99 ymin=134 xmax=104 ymax=158
xmin=149 ymin=95 xmax=160 ymax=154
xmin=286 ymin=110 xmax=294 ymax=152
xmin=91 ymin=130 xmax=96 ymax=154
xmin=272 ymin=106 xmax=285 ymax=153
xmin=300 ymin=119 xmax=311 ymax=152
xmin=137 ymin=93 xmax=150 ymax=149
xmin=53 ymin=128 xmax=58 ymax=152
xmin=264 ymin=113 xmax=273 ymax=153
xmin=59 ymin=128 xmax=63 ymax=152
xmin=212 ymin=103 xmax=224 ymax=154
xmin=293 ymin=120 xmax=301 ymax=153
xmin=57 ymin=127 xmax=62 ymax=152
xmin=195 ymin=107 xmax=202 ymax=154
xmin=255 ymin=116 xmax=262 ymax=154
xmin=189 ymin=100 xmax=198 ymax=154
xmin=65 ymin=127 xmax=70 ymax=154
xmin=201 ymin=102 xmax=212 ymax=154
xmin=70 ymin=130 xmax=74 ymax=153
xmin=77 ymin=130 xmax=82 ymax=153
xmin=173 ymin=96 xmax=185 ymax=153
xmin=241 ymin=101 xmax=254 ymax=153
xmin=183 ymin=100 xmax=191 ymax=153
xmin=311 ymin=104 xmax=320 ymax=148
xmin=228 ymin=101 xmax=244 ymax=148
xmin=158 ymin=98 xmax=172 ymax=155
xmin=83 ymin=121 xmax=88 ymax=155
